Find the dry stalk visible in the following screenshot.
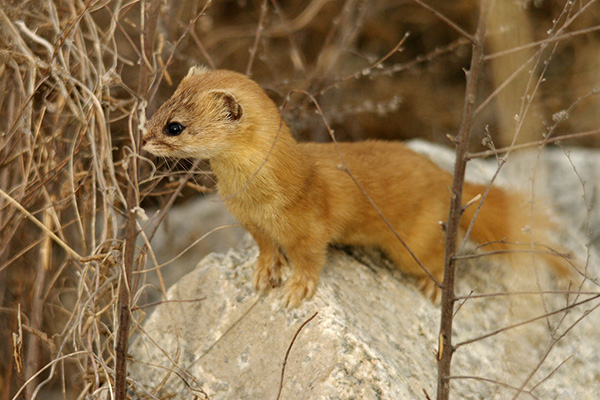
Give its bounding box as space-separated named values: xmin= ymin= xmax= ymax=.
xmin=454 ymin=294 xmax=600 ymax=349
xmin=412 ymin=0 xmax=474 ymax=41
xmin=23 ymin=201 xmax=53 ymax=399
xmin=246 ymin=0 xmax=269 ymax=76
xmin=276 ymin=312 xmax=319 ymax=400
xmin=436 ymin=1 xmax=492 ymax=399
xmin=114 ymin=0 xmax=162 ymax=398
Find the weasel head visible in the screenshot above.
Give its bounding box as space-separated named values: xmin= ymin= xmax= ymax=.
xmin=143 ymin=67 xmax=251 ymax=160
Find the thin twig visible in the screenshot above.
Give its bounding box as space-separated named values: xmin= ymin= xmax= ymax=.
xmin=446 ymin=376 xmax=539 ymax=399
xmin=468 ymin=128 xmax=600 ymax=159
xmin=510 ymin=297 xmax=600 ymax=399
xmin=454 ymin=290 xmax=599 ymax=301
xmin=133 ymin=297 xmax=207 ymax=311
xmin=10 ymin=351 xmax=88 ymax=400
xmin=0 ymin=188 xmax=82 ymax=260
xmin=474 ymin=0 xmax=599 ymax=118
xmin=246 ymin=0 xmax=269 ymax=76
xmin=529 ymin=355 xmax=571 ymax=393
xmin=276 ymin=312 xmax=319 ymax=400
xmin=412 ymin=0 xmax=474 ymax=42
xmin=484 ymin=24 xmax=600 ymax=61
xmin=455 ymin=294 xmax=600 ymax=349
xmin=318 ymin=32 xmax=410 ymax=96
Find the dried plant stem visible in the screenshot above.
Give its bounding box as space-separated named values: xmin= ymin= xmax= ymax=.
xmin=276 ymin=312 xmax=318 ymax=400
xmin=469 ymin=128 xmax=600 ymax=159
xmin=446 ymin=376 xmax=538 ymax=399
xmin=246 ymin=0 xmax=269 ymax=76
xmin=114 ymin=1 xmax=161 ymax=399
xmin=24 ymin=203 xmax=53 ymax=399
xmin=436 ymin=1 xmax=492 ymax=399
xmin=510 ymin=299 xmax=600 ymax=400
xmin=114 ymin=191 xmax=137 ymax=400
xmin=412 ymin=0 xmax=473 ymax=42
xmin=455 ymin=295 xmax=600 ymax=349
xmin=0 ymin=189 xmax=81 ymax=260
xmin=484 ymin=24 xmax=600 ymax=61
xmin=318 ymin=32 xmax=410 ymax=96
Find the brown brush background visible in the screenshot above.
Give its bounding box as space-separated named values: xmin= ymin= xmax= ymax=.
xmin=0 ymin=0 xmax=598 ymax=398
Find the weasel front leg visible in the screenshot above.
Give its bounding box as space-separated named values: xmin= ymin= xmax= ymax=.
xmin=249 ymin=228 xmax=283 ymax=291
xmin=281 ymin=242 xmax=328 ymax=307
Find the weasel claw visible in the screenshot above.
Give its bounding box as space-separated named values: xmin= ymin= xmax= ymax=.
xmin=253 ymin=263 xmax=282 ymax=292
xmin=281 ymin=276 xmax=317 ymax=308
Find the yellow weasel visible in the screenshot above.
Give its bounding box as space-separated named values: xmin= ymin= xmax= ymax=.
xmin=143 ymin=67 xmax=570 ymax=307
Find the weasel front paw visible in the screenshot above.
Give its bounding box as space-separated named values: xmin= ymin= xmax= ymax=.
xmin=253 ymin=262 xmax=282 ymax=292
xmin=281 ymin=274 xmax=317 ymax=308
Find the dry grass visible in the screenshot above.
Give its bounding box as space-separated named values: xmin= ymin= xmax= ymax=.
xmin=0 ymin=0 xmax=598 ymax=399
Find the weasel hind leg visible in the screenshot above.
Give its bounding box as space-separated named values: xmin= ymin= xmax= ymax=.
xmin=385 ymin=243 xmax=445 ymax=304
xmin=417 ymin=275 xmax=443 ymax=304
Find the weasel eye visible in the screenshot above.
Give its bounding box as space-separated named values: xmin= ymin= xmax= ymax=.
xmin=164 ymin=122 xmax=185 ymax=136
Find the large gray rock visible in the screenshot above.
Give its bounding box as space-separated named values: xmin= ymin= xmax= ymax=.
xmin=139 ymin=193 xmax=246 ymax=293
xmin=129 ymin=141 xmax=600 ymax=399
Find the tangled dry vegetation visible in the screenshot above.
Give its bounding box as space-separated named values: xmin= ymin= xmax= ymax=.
xmin=0 ymin=0 xmax=599 ymax=399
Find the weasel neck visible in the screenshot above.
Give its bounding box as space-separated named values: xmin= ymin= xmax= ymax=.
xmin=210 ymin=125 xmax=311 ymax=211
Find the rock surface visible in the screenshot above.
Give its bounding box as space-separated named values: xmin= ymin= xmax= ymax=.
xmin=130 ymin=141 xmax=600 ymax=399
xmin=140 ymin=193 xmax=246 ymax=295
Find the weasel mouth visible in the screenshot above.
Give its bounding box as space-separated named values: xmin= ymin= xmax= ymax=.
xmin=142 ymin=138 xmax=176 ymax=156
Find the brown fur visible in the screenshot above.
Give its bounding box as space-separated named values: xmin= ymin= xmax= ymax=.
xmin=143 ymin=68 xmax=572 ymax=307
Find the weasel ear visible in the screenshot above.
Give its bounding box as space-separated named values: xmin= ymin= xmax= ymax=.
xmin=211 ymin=90 xmax=243 ymax=121
xmin=186 ymin=65 xmax=211 ymax=78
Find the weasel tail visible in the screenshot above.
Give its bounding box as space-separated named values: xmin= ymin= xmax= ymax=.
xmin=460 ymin=182 xmax=572 ymax=278
xmin=143 ymin=67 xmax=573 ymax=307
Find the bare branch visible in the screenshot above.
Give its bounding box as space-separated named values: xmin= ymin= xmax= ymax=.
xmin=115 ymin=1 xmax=162 ymax=399
xmin=437 ymin=1 xmax=493 ymax=398
xmin=455 ymin=294 xmax=600 ymax=349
